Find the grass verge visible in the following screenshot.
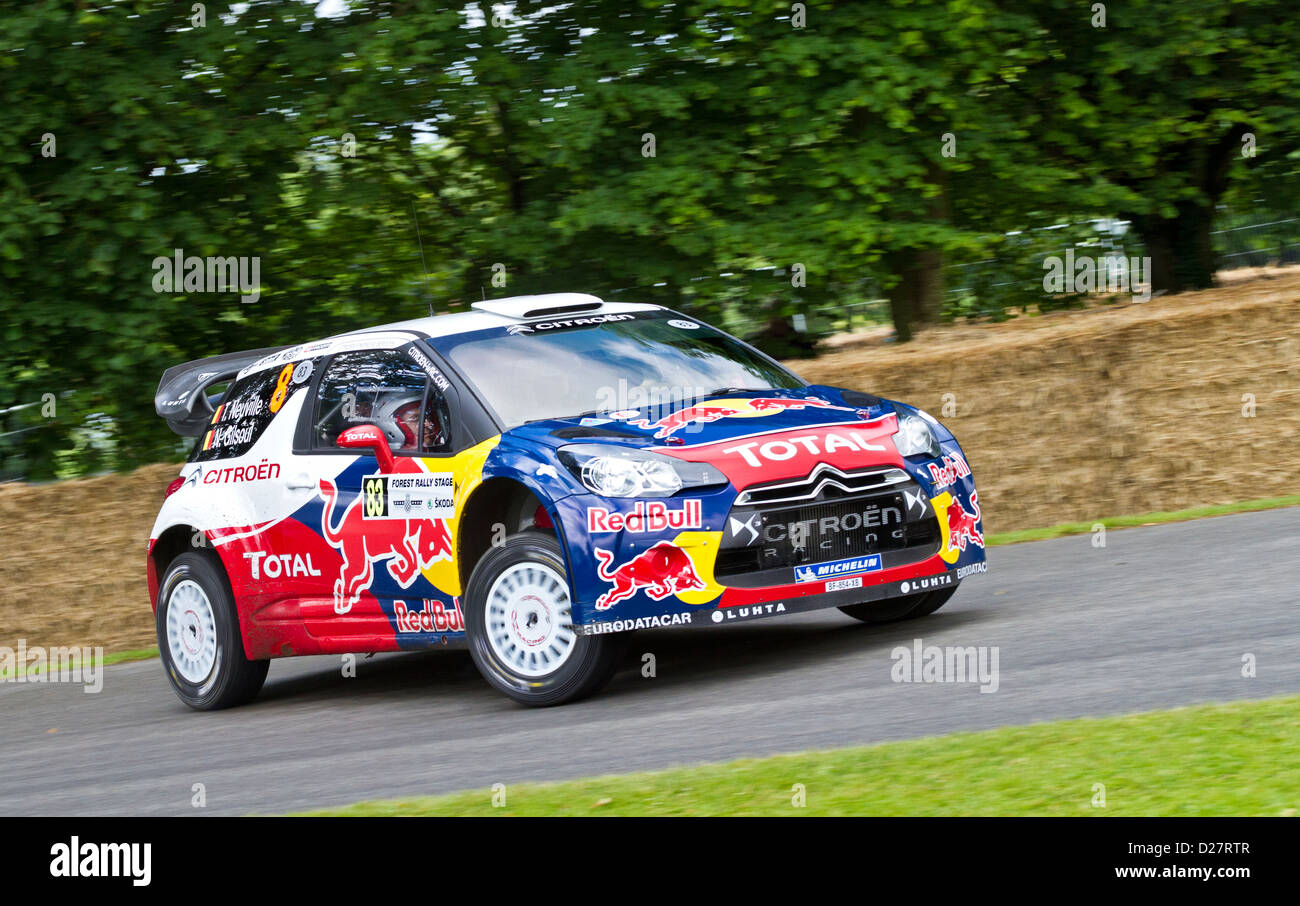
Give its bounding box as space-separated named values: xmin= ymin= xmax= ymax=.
xmin=24 ymin=646 xmax=158 ymax=675
xmin=986 ymin=494 xmax=1300 ymax=546
xmin=303 ymin=695 xmax=1300 ymax=817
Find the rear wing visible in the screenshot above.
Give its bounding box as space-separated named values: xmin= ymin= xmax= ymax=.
xmin=154 ymin=346 xmax=290 ymax=436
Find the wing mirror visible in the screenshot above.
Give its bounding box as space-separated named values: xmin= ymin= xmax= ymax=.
xmin=336 ymin=424 xmax=396 ymax=473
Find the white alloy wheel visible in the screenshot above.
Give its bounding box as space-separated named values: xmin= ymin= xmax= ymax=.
xmin=166 ymin=578 xmax=218 ymax=683
xmin=485 ymin=562 xmax=577 ymax=678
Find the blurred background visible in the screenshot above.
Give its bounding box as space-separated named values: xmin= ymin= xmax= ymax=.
xmin=3 ymin=0 xmax=1299 ymax=480
xmin=3 ymin=4 xmax=1299 ymax=823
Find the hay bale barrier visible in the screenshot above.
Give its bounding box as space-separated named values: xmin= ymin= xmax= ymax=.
xmin=2 ymin=269 xmax=1298 ymax=652
xmin=0 ymin=463 xmax=178 ymax=654
xmin=798 ymin=268 xmax=1300 ymax=534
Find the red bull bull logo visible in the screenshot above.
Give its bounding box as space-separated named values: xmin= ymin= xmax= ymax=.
xmin=945 ymin=491 xmax=984 ymax=552
xmin=747 ymin=397 xmax=839 ymax=412
xmin=593 ymin=542 xmax=707 ymax=610
xmin=627 ymin=396 xmax=861 ymax=439
xmin=319 ymin=478 xmax=454 ymax=615
xmin=629 ymin=404 xmax=740 ymax=439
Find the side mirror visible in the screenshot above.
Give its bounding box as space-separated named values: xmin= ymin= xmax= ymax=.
xmin=337 ymin=424 xmax=396 ymax=473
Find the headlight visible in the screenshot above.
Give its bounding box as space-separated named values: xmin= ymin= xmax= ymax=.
xmin=892 ymin=411 xmax=941 ymax=459
xmin=557 ymin=444 xmax=728 ymax=498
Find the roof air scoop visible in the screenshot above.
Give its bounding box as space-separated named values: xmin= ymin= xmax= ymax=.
xmin=472 ymin=293 xmax=605 ymax=321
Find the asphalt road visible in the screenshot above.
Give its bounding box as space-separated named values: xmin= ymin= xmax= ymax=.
xmin=3 ymin=508 xmax=1299 ymax=816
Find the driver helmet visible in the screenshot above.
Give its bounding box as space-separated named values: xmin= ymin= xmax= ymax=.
xmin=371 ymin=391 xmax=424 ymax=452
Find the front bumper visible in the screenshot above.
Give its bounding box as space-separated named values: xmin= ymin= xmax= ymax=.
xmin=554 ymin=429 xmax=987 ymax=634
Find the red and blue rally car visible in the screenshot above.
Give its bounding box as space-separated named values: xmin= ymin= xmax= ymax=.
xmin=149 ymin=293 xmax=986 ymax=708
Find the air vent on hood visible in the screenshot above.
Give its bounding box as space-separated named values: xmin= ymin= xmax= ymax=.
xmin=550 ymin=425 xmax=646 ymax=440
xmin=841 ymin=389 xmax=883 ymax=408
xmin=472 ymin=293 xmax=605 ymax=321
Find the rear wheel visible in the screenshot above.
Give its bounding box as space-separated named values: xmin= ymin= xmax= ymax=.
xmin=838 ymin=585 xmax=958 ymax=624
xmin=156 ymin=550 xmax=268 ymax=710
xmin=465 ymin=531 xmax=621 ymax=706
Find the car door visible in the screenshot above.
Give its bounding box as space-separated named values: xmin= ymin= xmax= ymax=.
xmin=293 ymin=345 xmax=466 ymax=646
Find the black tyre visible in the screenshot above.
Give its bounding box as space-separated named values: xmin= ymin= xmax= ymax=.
xmin=465 ymin=531 xmax=621 ymax=706
xmin=156 ymin=550 xmax=269 ymax=710
xmin=838 ymin=585 xmax=958 ymax=625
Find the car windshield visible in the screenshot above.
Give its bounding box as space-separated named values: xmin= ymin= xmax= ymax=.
xmin=433 ymin=310 xmax=803 ymax=429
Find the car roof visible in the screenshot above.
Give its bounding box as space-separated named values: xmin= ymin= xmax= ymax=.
xmin=236 ymin=294 xmax=666 ymax=378
xmin=349 ymin=293 xmax=666 ymax=339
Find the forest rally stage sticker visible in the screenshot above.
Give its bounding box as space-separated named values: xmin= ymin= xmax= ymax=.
xmin=361 ymin=473 xmax=456 ymax=519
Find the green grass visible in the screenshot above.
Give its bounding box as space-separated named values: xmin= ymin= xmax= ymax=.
xmin=303 ymin=696 xmax=1300 ymax=816
xmin=23 ymin=646 xmax=157 ymax=675
xmin=986 ymin=494 xmax=1300 ymax=546
xmin=101 ymin=647 xmax=158 ymax=667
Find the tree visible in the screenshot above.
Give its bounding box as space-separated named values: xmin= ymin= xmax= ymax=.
xmin=1011 ymin=0 xmax=1300 ymax=292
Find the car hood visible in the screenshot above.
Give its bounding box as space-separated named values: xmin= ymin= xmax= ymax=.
xmin=502 ymin=385 xmax=894 ymax=451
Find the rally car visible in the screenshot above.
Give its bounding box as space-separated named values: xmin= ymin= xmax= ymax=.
xmin=150 ymin=293 xmax=986 ymax=709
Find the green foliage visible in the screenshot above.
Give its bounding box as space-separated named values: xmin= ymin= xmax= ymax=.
xmin=3 ymin=0 xmax=1299 ymax=477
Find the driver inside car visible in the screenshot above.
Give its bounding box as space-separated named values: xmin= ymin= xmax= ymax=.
xmin=373 ymin=392 xmax=443 ymax=452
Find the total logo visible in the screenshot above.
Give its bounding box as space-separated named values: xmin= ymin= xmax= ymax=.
xmin=394 ymin=599 xmax=465 ymax=634
xmin=723 ymin=428 xmax=886 ymax=467
xmin=244 ymin=551 xmax=322 ymax=580
xmin=927 ymin=453 xmax=972 ymax=490
xmin=587 ymin=499 xmax=703 ymax=533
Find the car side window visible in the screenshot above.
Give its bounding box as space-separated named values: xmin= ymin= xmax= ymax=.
xmin=191 ymin=361 xmax=313 ymax=463
xmin=313 ymin=350 xmax=453 ymax=455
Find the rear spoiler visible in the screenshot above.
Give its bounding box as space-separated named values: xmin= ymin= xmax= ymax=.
xmin=154 ymin=346 xmax=290 ymax=436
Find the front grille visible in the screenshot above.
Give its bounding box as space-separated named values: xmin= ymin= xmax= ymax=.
xmin=716 ymin=475 xmax=940 ymax=586
xmin=735 ymin=465 xmax=911 ymax=506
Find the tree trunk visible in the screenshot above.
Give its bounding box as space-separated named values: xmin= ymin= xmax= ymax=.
xmin=1131 ymin=202 xmax=1216 ymax=294
xmin=886 ymin=160 xmax=948 ymax=341
xmin=885 ymin=247 xmax=945 ymax=343
xmin=1124 ymin=124 xmax=1247 ymax=295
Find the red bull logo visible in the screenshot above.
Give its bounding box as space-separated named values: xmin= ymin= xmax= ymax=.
xmin=748 ymin=397 xmax=839 ymax=412
xmin=627 ymin=396 xmax=861 ymax=439
xmin=593 ymin=542 xmax=707 ymax=610
xmin=587 ymin=499 xmax=703 ymax=533
xmin=928 ymin=453 xmax=972 ymax=490
xmin=945 ymin=492 xmax=984 ymax=552
xmin=394 ymin=598 xmax=464 ymax=633
xmin=630 ymin=404 xmax=740 ymax=439
xmin=319 ymin=478 xmax=454 ymax=615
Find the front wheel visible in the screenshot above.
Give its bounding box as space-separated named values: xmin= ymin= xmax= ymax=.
xmin=464 ymin=531 xmax=621 ymax=706
xmin=838 ymin=585 xmax=958 ymax=624
xmin=156 ymin=550 xmax=268 ymax=710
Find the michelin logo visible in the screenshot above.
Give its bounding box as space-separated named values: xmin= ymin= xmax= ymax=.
xmin=795 ymin=554 xmax=883 ymax=583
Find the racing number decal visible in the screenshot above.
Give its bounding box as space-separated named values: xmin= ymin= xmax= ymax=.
xmin=360 ymin=473 xmax=456 ymax=520
xmin=268 ymin=363 xmax=295 ymax=414
xmin=364 ymin=476 xmax=387 ymax=517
